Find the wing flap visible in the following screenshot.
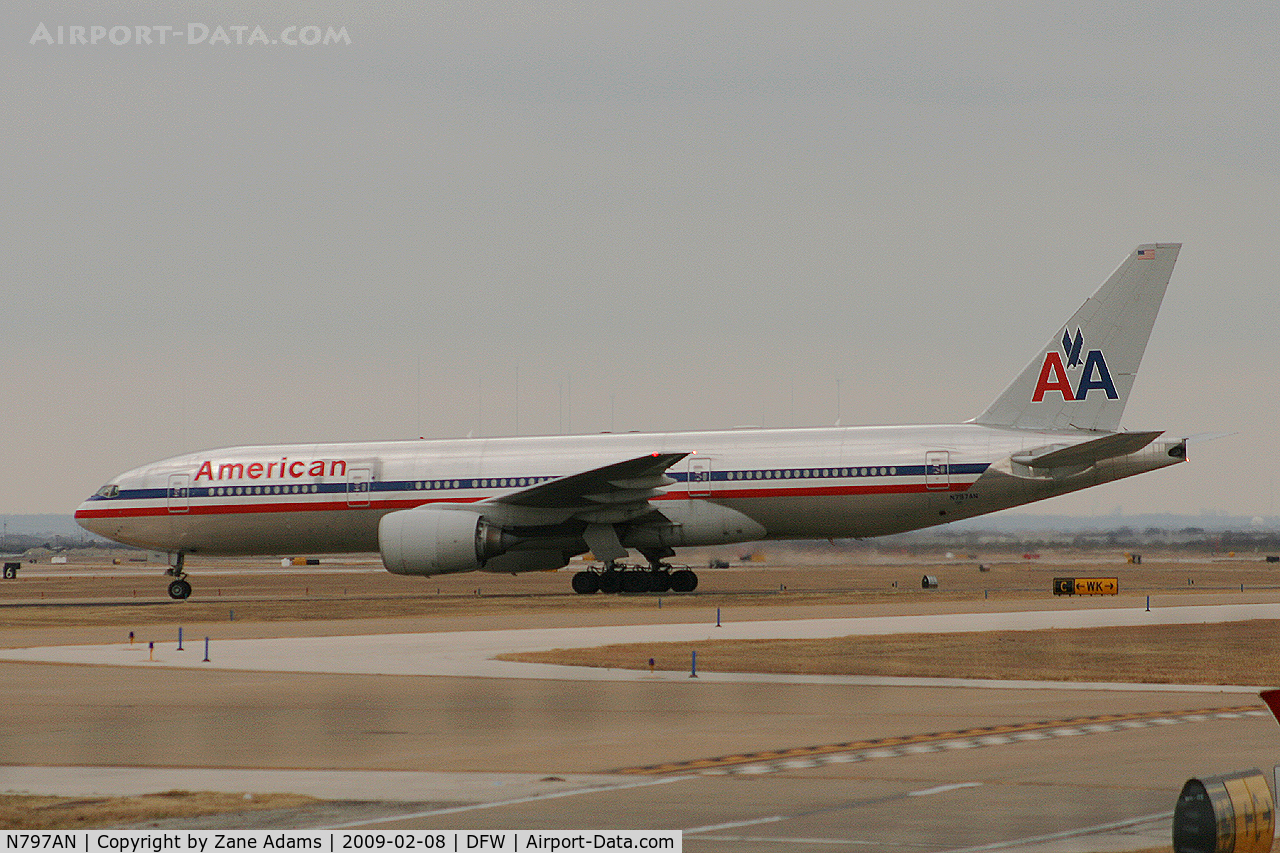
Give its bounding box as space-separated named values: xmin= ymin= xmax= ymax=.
xmin=607 ymin=474 xmax=678 ymax=490
xmin=577 ymin=505 xmax=663 ymax=524
xmin=583 ymin=489 xmax=667 ymax=504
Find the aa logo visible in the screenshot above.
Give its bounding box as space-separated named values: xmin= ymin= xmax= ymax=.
xmin=1031 ymin=328 xmax=1118 ymax=402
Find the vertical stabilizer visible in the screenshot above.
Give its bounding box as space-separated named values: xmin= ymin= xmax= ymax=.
xmin=974 ymin=243 xmax=1180 ymax=432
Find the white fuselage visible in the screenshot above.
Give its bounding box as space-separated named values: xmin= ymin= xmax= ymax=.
xmin=74 ymin=423 xmax=1185 ymax=561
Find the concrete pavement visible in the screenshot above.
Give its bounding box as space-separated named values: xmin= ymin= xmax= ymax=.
xmin=2 ymin=600 xmax=1275 ymax=692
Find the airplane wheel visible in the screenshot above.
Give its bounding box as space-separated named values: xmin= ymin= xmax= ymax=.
xmin=597 ymin=570 xmax=622 ymax=594
xmin=649 ymin=570 xmax=671 ymax=593
xmin=168 ymin=579 xmax=192 ymax=600
xmin=670 ymin=570 xmax=698 ymax=593
xmin=620 ymin=570 xmax=652 ymax=594
xmin=571 ymin=571 xmax=599 ymax=594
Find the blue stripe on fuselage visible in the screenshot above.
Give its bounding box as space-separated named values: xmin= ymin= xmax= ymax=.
xmin=85 ymin=462 xmax=990 ymax=504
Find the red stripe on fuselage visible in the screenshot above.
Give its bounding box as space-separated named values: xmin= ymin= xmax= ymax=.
xmin=75 ymin=481 xmax=977 ymax=520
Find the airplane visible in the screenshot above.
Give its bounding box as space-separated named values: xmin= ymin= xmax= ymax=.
xmin=76 ymin=243 xmax=1186 ymax=600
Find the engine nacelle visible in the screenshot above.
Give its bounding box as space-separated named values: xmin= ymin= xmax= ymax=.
xmin=379 ymin=508 xmax=511 ymax=576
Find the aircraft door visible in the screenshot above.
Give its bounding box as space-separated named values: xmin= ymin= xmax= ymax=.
xmin=925 ymin=451 xmax=950 ymax=490
xmin=347 ymin=467 xmax=372 ymax=507
xmin=167 ymin=474 xmax=190 ymax=514
xmin=689 ymin=457 xmax=712 ymax=498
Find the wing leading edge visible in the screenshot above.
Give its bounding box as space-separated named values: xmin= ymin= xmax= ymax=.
xmin=490 ymin=451 xmax=688 ymax=524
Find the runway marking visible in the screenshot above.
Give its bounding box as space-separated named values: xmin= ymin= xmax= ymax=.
xmin=684 ymin=815 xmax=785 ymax=834
xmin=908 ymin=782 xmax=983 ymax=797
xmin=934 ymin=809 xmax=1174 ymax=852
xmin=319 ymin=774 xmax=693 ymax=829
xmin=616 ymin=705 xmax=1270 ymax=776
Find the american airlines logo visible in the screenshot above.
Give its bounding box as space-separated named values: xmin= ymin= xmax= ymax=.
xmin=194 ymin=459 xmax=349 ymax=481
xmin=1031 ymin=328 xmax=1118 ymax=403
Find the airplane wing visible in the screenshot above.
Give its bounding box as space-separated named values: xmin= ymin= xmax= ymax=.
xmin=488 ymin=451 xmax=688 ymax=524
xmin=1011 ymin=430 xmax=1163 ymax=469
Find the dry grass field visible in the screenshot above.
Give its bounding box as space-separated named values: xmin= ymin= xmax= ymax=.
xmin=3 ymin=549 xmax=1279 ymax=630
xmin=501 ymin=619 xmax=1280 ymax=685
xmin=0 ymin=792 xmax=316 ymax=829
xmin=4 ymin=550 xmax=1280 ymax=686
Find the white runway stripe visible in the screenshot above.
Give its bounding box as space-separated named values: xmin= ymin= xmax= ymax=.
xmin=707 ymin=708 xmax=1265 ymax=777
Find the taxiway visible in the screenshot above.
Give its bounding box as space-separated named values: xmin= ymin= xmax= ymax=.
xmin=3 ymin=590 xmax=1279 ymax=850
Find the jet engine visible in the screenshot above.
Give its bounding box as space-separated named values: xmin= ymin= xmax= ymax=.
xmin=379 ymin=507 xmax=573 ymax=576
xmin=379 ymin=508 xmax=514 ymax=576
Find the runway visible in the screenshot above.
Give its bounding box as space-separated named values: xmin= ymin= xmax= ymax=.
xmin=1 ymin=669 xmax=1273 ymax=850
xmin=4 ymin=598 xmax=1280 ymax=849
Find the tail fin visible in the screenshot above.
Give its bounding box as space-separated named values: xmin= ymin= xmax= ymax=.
xmin=974 ymin=243 xmax=1181 ymax=432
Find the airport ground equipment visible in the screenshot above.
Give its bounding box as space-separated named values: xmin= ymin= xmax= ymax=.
xmin=1172 ymin=768 xmax=1273 ymax=853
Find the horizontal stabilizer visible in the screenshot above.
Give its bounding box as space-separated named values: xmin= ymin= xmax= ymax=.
xmin=1011 ymin=431 xmax=1163 ymax=469
xmin=1184 ymin=432 xmax=1235 ymax=444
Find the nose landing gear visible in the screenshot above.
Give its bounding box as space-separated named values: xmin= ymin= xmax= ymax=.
xmin=165 ymin=552 xmax=191 ymax=600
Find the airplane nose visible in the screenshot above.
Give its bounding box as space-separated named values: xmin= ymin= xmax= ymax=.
xmin=74 ymin=501 xmax=110 ymax=537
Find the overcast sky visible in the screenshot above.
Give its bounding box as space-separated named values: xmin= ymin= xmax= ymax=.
xmin=4 ymin=3 xmax=1277 ymax=519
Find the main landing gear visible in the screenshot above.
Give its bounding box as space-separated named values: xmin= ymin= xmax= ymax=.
xmin=571 ymin=562 xmax=698 ymax=595
xmin=165 ymin=552 xmax=192 ymax=600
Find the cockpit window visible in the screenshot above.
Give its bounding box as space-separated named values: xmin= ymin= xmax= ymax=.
xmin=95 ymin=484 xmax=120 ymax=498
